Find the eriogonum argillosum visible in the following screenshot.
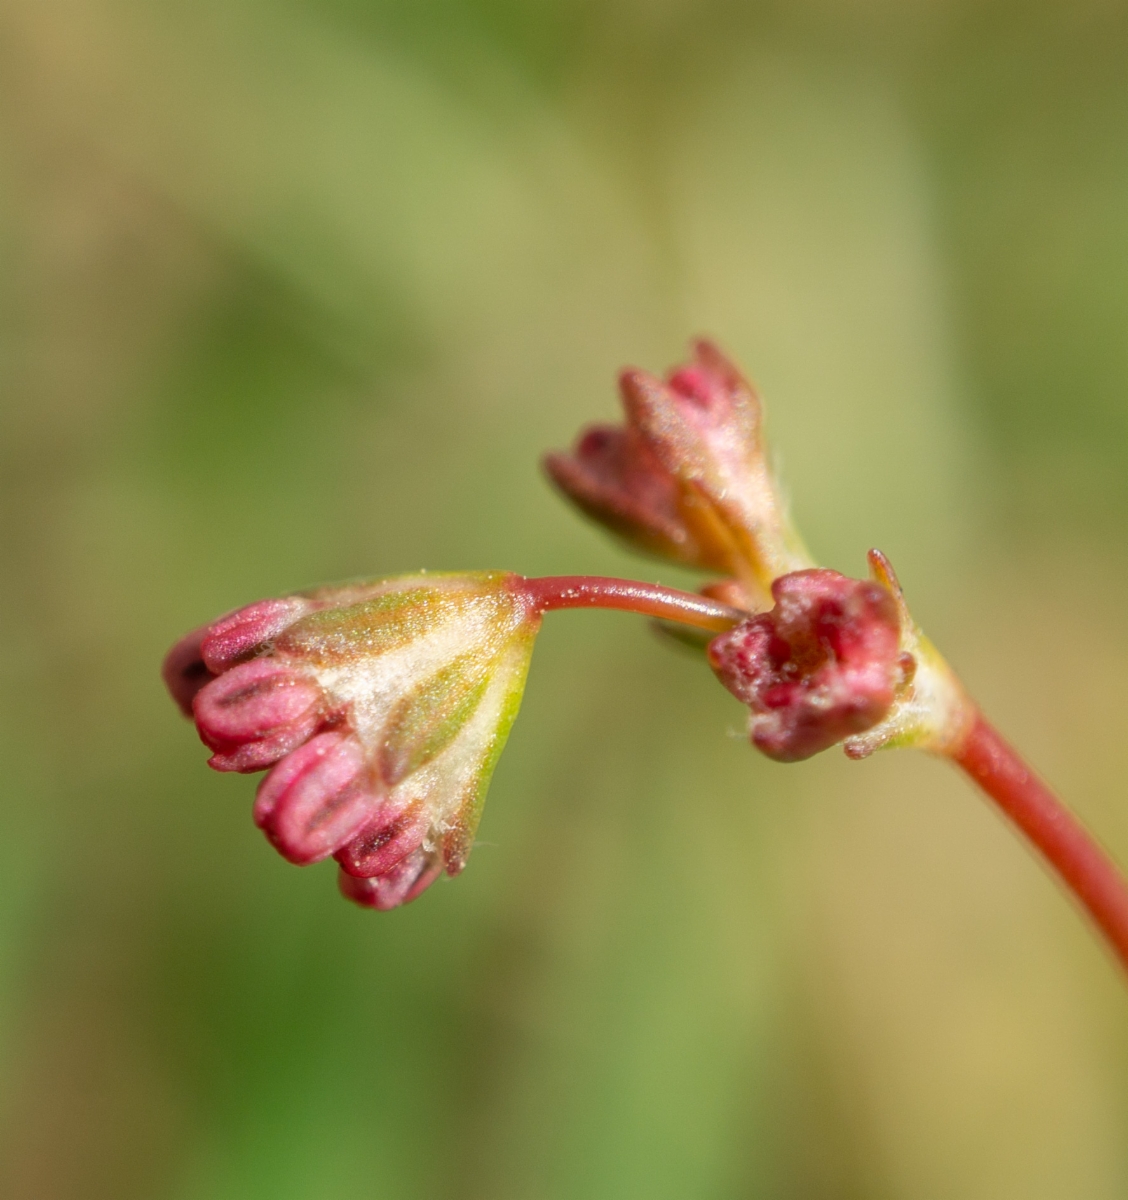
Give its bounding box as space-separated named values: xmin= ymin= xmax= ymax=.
xmin=166 ymin=342 xmax=1128 ymax=976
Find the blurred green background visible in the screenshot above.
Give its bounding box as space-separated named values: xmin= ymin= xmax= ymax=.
xmin=4 ymin=1 xmax=1128 ymax=1196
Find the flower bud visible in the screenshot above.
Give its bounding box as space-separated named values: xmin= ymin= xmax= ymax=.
xmin=162 ymin=625 xmax=214 ymax=716
xmin=337 ymin=849 xmax=444 ymax=911
xmin=544 ymin=423 xmax=732 ymax=574
xmin=546 ymin=340 xmax=813 ymax=602
xmin=708 ymin=568 xmax=905 ymax=762
xmin=164 ymin=572 xmax=540 ymax=908
xmin=200 ymin=597 xmax=311 ymax=673
xmin=252 ymin=731 xmax=376 ymax=865
xmin=335 ymin=798 xmax=431 ymax=879
xmin=193 ymin=658 xmax=324 ymax=772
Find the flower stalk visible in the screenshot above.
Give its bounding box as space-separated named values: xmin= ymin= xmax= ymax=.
xmin=949 ymin=715 xmax=1128 ymax=973
xmin=519 ymin=575 xmax=745 ymax=633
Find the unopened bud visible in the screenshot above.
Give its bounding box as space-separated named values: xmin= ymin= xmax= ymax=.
xmin=546 ymin=340 xmax=813 ymax=602
xmin=200 ymin=598 xmax=310 ymax=673
xmin=544 ymin=423 xmax=732 ymax=574
xmin=252 ymin=731 xmax=375 ymax=865
xmin=338 ymin=848 xmax=444 ymax=912
xmin=335 ymin=798 xmax=431 ymax=879
xmin=194 ymin=658 xmax=324 ymax=772
xmin=162 ymin=625 xmax=214 ymax=716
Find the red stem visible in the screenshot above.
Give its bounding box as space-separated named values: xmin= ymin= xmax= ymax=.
xmin=519 ymin=575 xmax=745 ymax=634
xmin=952 ymin=713 xmax=1128 ymax=973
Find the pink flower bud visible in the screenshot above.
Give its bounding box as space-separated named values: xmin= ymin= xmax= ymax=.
xmin=335 ymin=799 xmax=430 ymax=878
xmin=193 ymin=658 xmax=324 ymax=772
xmin=543 ymin=424 xmax=731 ymax=573
xmin=200 ymin=597 xmax=310 ymax=673
xmin=546 ymin=340 xmax=813 ymax=599
xmin=162 ymin=597 xmax=310 ymax=717
xmin=253 ymin=731 xmax=377 ymax=865
xmin=164 ymin=572 xmax=541 ymax=909
xmin=337 ymin=849 xmax=444 ymax=911
xmin=162 ymin=625 xmax=215 ymax=716
xmin=620 ymin=341 xmax=813 ymax=594
xmin=708 ymin=568 xmax=904 ymax=762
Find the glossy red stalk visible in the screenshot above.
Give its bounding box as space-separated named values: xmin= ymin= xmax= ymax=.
xmin=519 ymin=575 xmax=746 ymax=633
xmin=952 ymin=714 xmax=1128 ymax=974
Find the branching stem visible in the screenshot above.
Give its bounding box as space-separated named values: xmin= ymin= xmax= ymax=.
xmin=526 ymin=575 xmax=1128 ymax=974
xmin=951 ymin=714 xmax=1128 ymax=974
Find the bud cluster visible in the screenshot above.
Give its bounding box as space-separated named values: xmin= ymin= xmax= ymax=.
xmin=546 ymin=339 xmax=812 ymax=608
xmin=164 ymin=339 xmax=973 ymax=911
xmin=164 ymin=574 xmax=539 ymax=909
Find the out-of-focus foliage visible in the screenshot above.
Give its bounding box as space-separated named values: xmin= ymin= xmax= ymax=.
xmin=3 ymin=1 xmax=1128 ymax=1197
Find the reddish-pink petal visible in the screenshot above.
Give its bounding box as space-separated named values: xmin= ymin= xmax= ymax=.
xmin=335 ymin=800 xmax=430 ymax=879
xmin=337 ymin=848 xmax=443 ymax=910
xmin=206 ymin=722 xmax=321 ymax=773
xmin=162 ymin=626 xmax=216 ymax=716
xmin=193 ymin=658 xmax=322 ymax=752
xmin=543 ymin=422 xmax=729 ymax=571
xmin=254 ymin=732 xmax=379 ymax=865
xmin=200 ymin=598 xmax=309 ymax=673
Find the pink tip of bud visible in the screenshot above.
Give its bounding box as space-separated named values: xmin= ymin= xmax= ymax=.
xmin=193 ymin=657 xmax=324 ymax=773
xmin=544 ymin=419 xmax=731 ymax=573
xmin=337 ymin=848 xmax=444 ymax=911
xmin=653 ymin=344 xmax=745 ymax=440
xmin=667 ymin=363 xmax=726 ymax=409
xmin=254 ymin=731 xmax=379 ymax=865
xmin=544 ymin=423 xmax=694 ymax=554
xmin=708 ymin=568 xmax=902 ymax=762
xmin=162 ymin=626 xmax=216 ymax=716
xmin=200 ymin=598 xmax=309 ymax=673
xmin=335 ymin=800 xmax=430 ymax=879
